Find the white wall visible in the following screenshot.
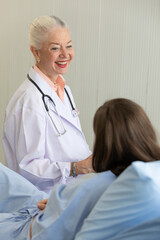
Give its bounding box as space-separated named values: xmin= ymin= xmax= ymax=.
xmin=1 ymin=0 xmax=160 ymax=165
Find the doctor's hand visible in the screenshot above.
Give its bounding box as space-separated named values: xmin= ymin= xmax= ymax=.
xmin=72 ymin=155 xmax=94 ymax=175
xmin=37 ymin=198 xmax=48 ymax=211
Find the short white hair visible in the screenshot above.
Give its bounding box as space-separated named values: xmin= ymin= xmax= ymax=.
xmin=29 ymin=15 xmax=67 ymax=50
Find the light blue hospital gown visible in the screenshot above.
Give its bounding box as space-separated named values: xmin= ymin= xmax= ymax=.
xmin=0 ymin=163 xmax=116 ymax=240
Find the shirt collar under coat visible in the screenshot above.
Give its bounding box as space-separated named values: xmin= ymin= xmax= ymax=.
xmin=28 ymin=67 xmax=81 ymax=132
xmin=33 ymin=65 xmax=65 ymax=102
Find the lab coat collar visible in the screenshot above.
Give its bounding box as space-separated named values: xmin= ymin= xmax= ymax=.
xmin=28 ymin=67 xmax=82 ymax=132
xmin=29 ymin=67 xmax=55 ymax=96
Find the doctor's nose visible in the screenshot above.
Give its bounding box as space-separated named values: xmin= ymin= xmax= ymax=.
xmin=59 ymin=48 xmax=68 ymax=58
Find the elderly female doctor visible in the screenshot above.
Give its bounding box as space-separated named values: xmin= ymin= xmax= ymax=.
xmin=2 ymin=15 xmax=92 ymax=193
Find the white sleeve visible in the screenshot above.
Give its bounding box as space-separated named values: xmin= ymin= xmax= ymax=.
xmin=4 ymin=106 xmax=71 ymax=193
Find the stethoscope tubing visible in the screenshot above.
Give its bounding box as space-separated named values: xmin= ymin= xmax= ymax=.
xmin=27 ymin=74 xmax=75 ymax=111
xmin=27 ymin=74 xmax=77 ymax=136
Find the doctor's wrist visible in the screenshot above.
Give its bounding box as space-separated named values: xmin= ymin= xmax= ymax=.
xmin=76 ymin=156 xmax=94 ymax=174
xmin=71 ymin=162 xmax=77 ymax=177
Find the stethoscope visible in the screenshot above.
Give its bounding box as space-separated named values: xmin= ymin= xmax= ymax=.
xmin=27 ymin=74 xmax=79 ymax=136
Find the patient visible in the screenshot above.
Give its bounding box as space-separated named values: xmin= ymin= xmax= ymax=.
xmin=0 ymin=98 xmax=160 ymax=240
xmin=38 ymin=97 xmax=160 ymax=210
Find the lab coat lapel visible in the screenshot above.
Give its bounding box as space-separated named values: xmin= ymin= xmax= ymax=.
xmin=28 ymin=67 xmax=81 ymax=132
xmin=49 ymin=91 xmax=81 ymax=132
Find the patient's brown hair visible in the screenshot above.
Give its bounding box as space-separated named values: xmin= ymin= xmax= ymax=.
xmin=92 ymin=98 xmax=160 ymax=176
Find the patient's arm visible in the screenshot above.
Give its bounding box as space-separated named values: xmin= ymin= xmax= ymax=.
xmin=30 ymin=214 xmax=38 ymax=239
xmin=37 ymin=198 xmax=48 ymax=211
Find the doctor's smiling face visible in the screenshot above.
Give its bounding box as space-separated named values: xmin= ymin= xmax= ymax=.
xmin=31 ymin=27 xmax=74 ymax=83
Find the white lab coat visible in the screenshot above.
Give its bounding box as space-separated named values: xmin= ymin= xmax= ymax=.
xmin=2 ymin=67 xmax=91 ymax=193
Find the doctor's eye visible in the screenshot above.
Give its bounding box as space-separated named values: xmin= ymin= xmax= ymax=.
xmin=51 ymin=47 xmax=59 ymax=51
xmin=66 ymin=45 xmax=72 ymax=49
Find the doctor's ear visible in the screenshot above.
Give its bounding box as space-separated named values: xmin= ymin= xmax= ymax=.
xmin=30 ymin=46 xmax=40 ymax=63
